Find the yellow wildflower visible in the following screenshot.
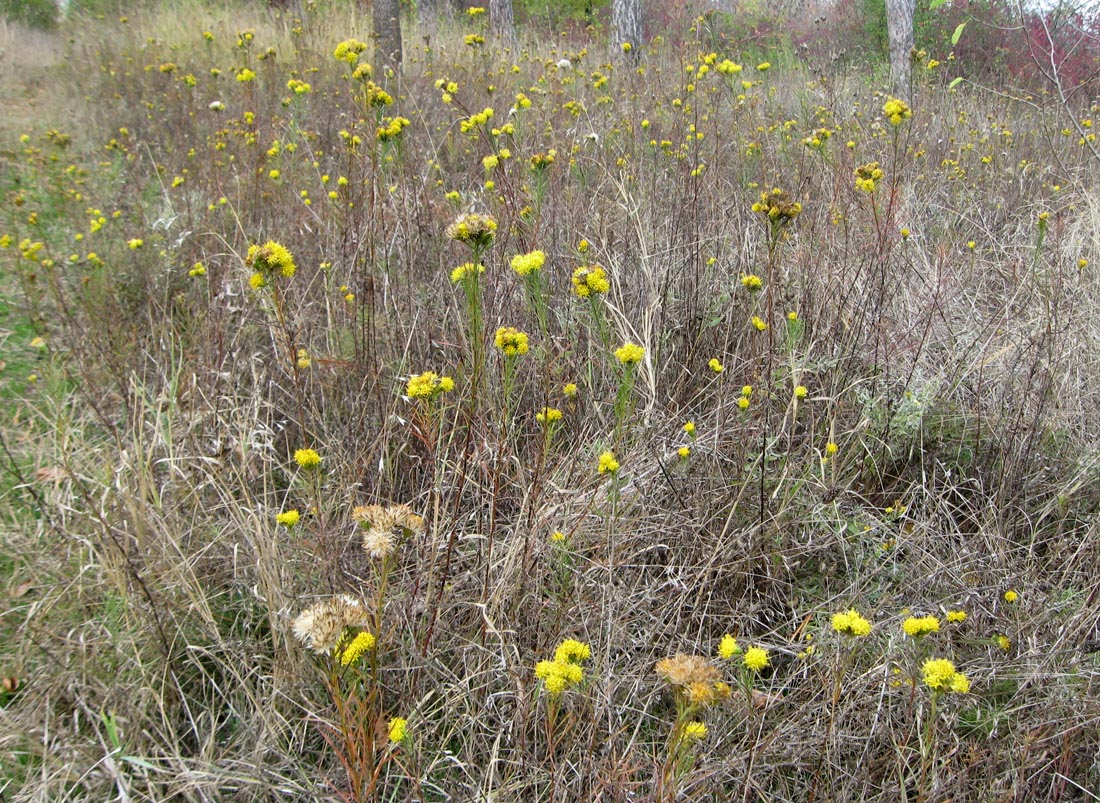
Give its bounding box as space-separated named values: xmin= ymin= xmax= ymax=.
xmin=614 ymin=342 xmax=645 ymax=365
xmin=597 ymin=450 xmax=619 ymax=474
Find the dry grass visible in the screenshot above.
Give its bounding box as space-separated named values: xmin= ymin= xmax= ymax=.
xmin=1 ymin=1 xmax=1099 ymax=801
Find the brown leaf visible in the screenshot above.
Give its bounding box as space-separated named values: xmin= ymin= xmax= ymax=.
xmin=10 ymin=581 xmax=34 ymax=599
xmin=752 ymin=689 xmax=783 ymax=710
xmin=33 ymin=465 xmax=66 ymax=482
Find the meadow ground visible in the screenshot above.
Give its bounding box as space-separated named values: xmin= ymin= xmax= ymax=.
xmin=1 ymin=2 xmax=1099 ymax=801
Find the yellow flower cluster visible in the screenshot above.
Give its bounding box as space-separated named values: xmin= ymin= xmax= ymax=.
xmin=743 ymin=646 xmax=769 ymax=671
xmin=363 ymin=81 xmax=394 ymax=107
xmin=450 ymin=262 xmax=485 ymax=283
xmin=716 ymin=59 xmax=742 ymax=75
xmin=388 ymin=717 xmax=408 ymax=743
xmin=460 ymin=107 xmax=494 ymax=133
xmin=339 ymin=630 xmax=376 ymax=666
xmin=946 ymin=610 xmax=967 ymax=623
xmin=680 ymin=721 xmax=708 ymax=741
xmin=883 ymin=97 xmax=912 ymax=126
xmin=406 ymin=371 xmax=455 ymax=399
xmin=614 ymin=342 xmax=645 ymax=365
xmin=446 ymin=212 xmax=497 ymax=246
xmin=535 ymin=638 xmax=591 ymax=696
xmin=717 ymin=634 xmax=740 ymax=659
xmin=854 ymin=161 xmax=885 ymax=193
xmin=752 ymin=188 xmax=802 ymax=224
xmin=494 ymin=326 xmax=529 ymax=357
xmin=536 ymin=407 xmax=562 ymax=425
xmin=511 ymin=250 xmax=545 ymax=276
xmin=530 ymin=150 xmax=556 ymax=170
xmin=739 ymin=271 xmax=765 ymax=290
xmin=294 ymin=448 xmax=322 ymax=469
xmin=571 ymin=264 xmax=610 ymax=297
xmin=902 ymin=616 xmax=940 ymax=637
xmin=276 ymin=509 xmax=300 ymax=527
xmin=832 ymin=609 xmax=872 ymax=637
xmin=376 ymin=116 xmax=411 ymax=142
xmin=247 ymin=240 xmax=297 ymax=278
xmin=802 ymin=127 xmax=833 ymax=149
xmin=921 ymin=658 xmax=970 ymax=693
xmin=597 ymin=450 xmax=619 ymax=474
xmin=333 ymin=39 xmax=368 ymax=64
xmin=708 ymin=357 xmax=724 ymax=373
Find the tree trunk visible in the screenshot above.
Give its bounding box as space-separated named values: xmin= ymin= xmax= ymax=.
xmin=374 ymin=0 xmax=403 ymax=70
xmin=886 ymin=0 xmax=916 ymax=97
xmin=490 ymin=0 xmax=516 ymax=45
xmin=611 ymin=0 xmax=642 ymax=56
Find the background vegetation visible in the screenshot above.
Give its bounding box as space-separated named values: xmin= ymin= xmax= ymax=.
xmin=1 ymin=0 xmax=1098 ymax=801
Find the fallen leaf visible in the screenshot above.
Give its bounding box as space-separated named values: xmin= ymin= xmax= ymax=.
xmin=34 ymin=466 xmax=67 ymax=482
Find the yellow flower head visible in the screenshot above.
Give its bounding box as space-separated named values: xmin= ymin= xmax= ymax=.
xmin=333 ymin=39 xmax=368 ymax=64
xmin=681 ymin=721 xmax=708 ymax=741
xmin=247 ymin=241 xmax=297 ymax=278
xmin=740 ymin=273 xmax=763 ymax=291
xmin=708 ymin=357 xmax=724 ymax=373
xmin=339 ymin=630 xmax=376 ymax=666
xmin=406 ymin=371 xmax=455 ymax=399
xmin=854 ymin=161 xmax=885 ymax=193
xmin=388 ymin=717 xmax=408 ymax=743
xmin=450 ymin=262 xmax=485 ymax=283
xmin=883 ymin=97 xmax=912 ymax=126
xmin=536 ymin=639 xmax=590 ymax=696
xmin=563 ymin=382 xmax=578 ymax=397
xmin=921 ymin=658 xmax=968 ymax=693
xmin=615 ymin=342 xmax=645 ymax=365
xmin=751 ymin=188 xmax=802 ymax=225
xmin=554 ymin=638 xmax=591 ymax=663
xmin=276 ymin=509 xmax=301 ymax=527
xmin=294 ymin=448 xmax=322 ymax=469
xmin=946 ymin=610 xmax=967 ymax=623
xmin=921 ymin=657 xmax=955 ymax=689
xmin=571 ymin=264 xmax=610 ymax=297
xmin=832 ymin=609 xmax=872 ymax=637
xmin=683 ymin=421 xmax=696 ymax=436
xmin=494 ymin=326 xmax=529 ymax=357
xmin=902 ymin=616 xmax=940 ymax=637
xmin=718 ymin=633 xmax=740 ymax=659
xmin=743 ymin=646 xmax=769 ymax=672
xmin=446 ymin=212 xmax=497 ymax=247
xmin=597 ymin=450 xmax=620 ymax=475
xmin=536 ymin=407 xmax=562 ymax=425
xmin=1003 ymin=590 xmax=1018 ymax=603
xmin=511 ymin=250 xmax=546 ymax=276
